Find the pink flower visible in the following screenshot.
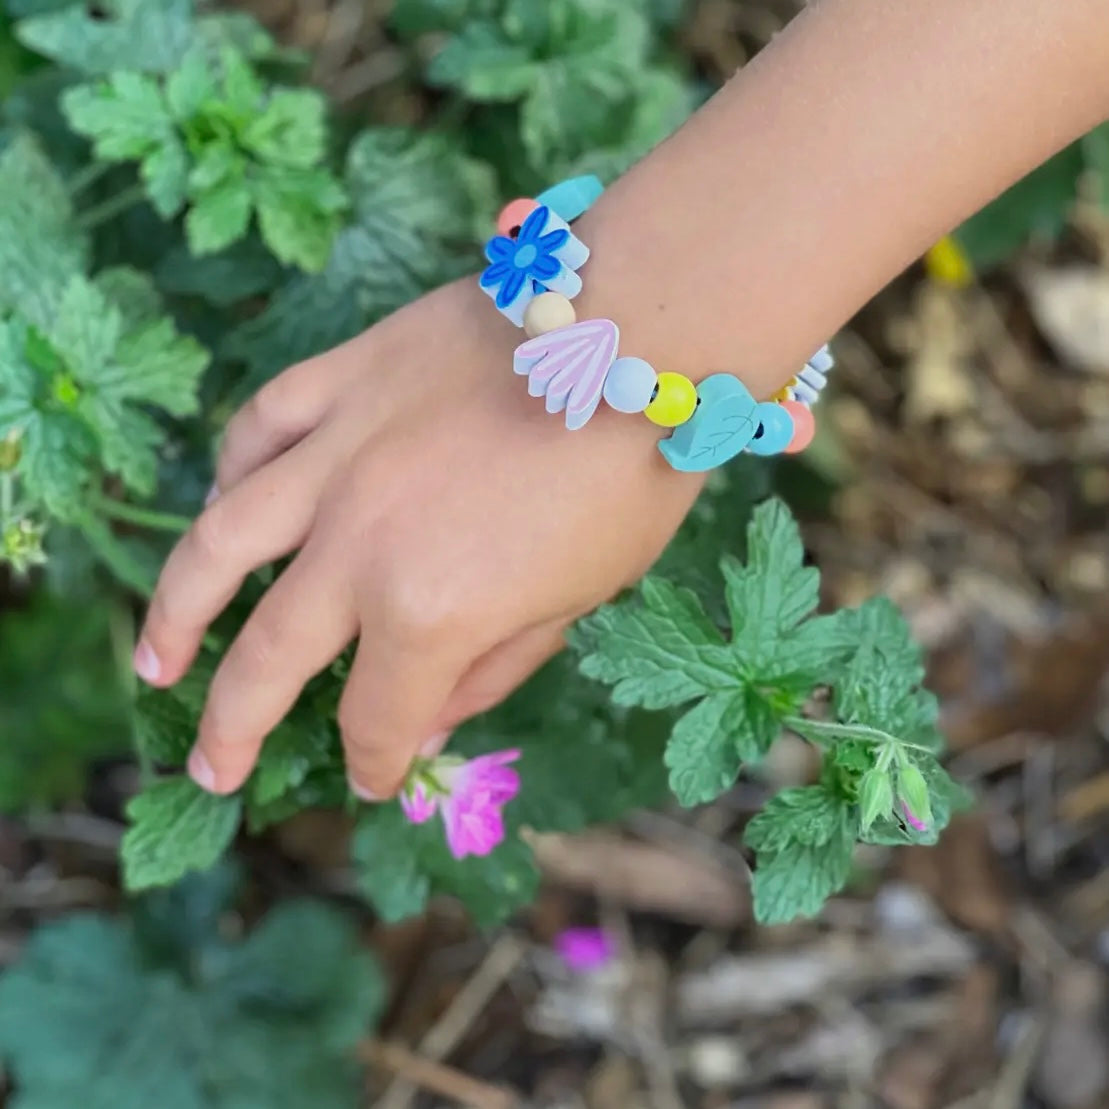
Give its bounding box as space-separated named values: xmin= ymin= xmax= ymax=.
xmin=400 ymin=750 xmax=521 ymax=860
xmin=901 ymin=801 xmax=929 ymax=832
xmin=554 ymin=927 xmax=615 ymax=973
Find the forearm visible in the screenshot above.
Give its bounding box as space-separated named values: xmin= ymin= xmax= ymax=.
xmin=577 ymin=0 xmax=1109 ymax=398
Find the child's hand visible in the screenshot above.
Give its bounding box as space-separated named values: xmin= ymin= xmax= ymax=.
xmin=135 ymin=279 xmax=703 ymax=799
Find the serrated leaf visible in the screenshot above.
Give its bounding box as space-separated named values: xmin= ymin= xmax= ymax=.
xmin=122 ymin=776 xmax=242 ymax=890
xmin=0 ymin=130 xmax=86 ymax=330
xmin=663 ymin=691 xmax=767 ymax=805
xmin=186 ymin=175 xmax=253 ymax=255
xmin=0 ymin=896 xmax=382 ymax=1109
xmin=744 ymin=786 xmax=850 ymax=854
xmin=750 ymin=821 xmax=855 ymax=925
xmin=142 ymin=137 xmax=189 ymax=217
xmin=164 ymin=44 xmax=215 ymax=121
xmin=252 ymin=164 xmax=346 ymax=272
xmin=426 ymin=21 xmax=536 ymax=99
xmin=242 ymin=88 xmax=328 ymax=169
xmin=61 ymin=72 xmax=172 ymax=160
xmin=578 ymin=577 xmax=735 ymax=709
xmin=15 ymin=0 xmax=194 ymax=75
xmin=0 ymin=593 xmax=129 ymax=813
xmin=226 ymin=127 xmax=494 ymax=388
xmin=155 ymin=236 xmax=284 ymax=306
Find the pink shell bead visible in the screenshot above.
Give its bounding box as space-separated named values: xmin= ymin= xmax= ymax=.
xmin=781 ymin=400 xmax=815 ymax=453
xmin=497 ymin=197 xmax=539 ymax=237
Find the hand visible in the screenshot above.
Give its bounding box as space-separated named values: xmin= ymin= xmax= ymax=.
xmin=134 ymin=278 xmax=704 ymax=799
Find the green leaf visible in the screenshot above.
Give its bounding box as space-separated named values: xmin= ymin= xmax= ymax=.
xmin=186 ymin=175 xmax=253 ymax=255
xmin=0 ymin=130 xmax=86 ymax=330
xmin=226 ymin=127 xmax=494 ymax=387
xmin=0 ymin=896 xmax=382 ymax=1109
xmin=954 ymin=141 xmax=1085 ymax=269
xmin=744 ymin=786 xmax=851 ymax=854
xmin=154 ymin=236 xmax=284 ymax=306
xmin=749 ymin=821 xmax=855 ymax=925
xmin=664 ymin=690 xmax=767 ymax=805
xmin=578 ymin=499 xmax=858 ymax=806
xmin=578 ymin=577 xmax=735 ymax=709
xmin=242 ymin=88 xmax=329 ymax=168
xmin=15 ymin=0 xmax=194 ymax=75
xmin=427 ymin=21 xmax=536 ymax=99
xmin=0 ymin=593 xmax=129 ymax=813
xmin=252 ymin=164 xmax=347 ymax=272
xmin=164 ymin=44 xmax=216 ymax=121
xmin=61 ymin=72 xmax=172 ymax=161
xmin=745 ymin=788 xmax=856 ymax=924
xmin=121 ymin=776 xmax=242 ymax=890
xmin=141 ymin=137 xmax=189 ymax=217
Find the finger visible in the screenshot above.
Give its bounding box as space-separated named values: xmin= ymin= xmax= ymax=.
xmin=136 ymin=436 xmax=327 ymax=687
xmin=431 ymin=621 xmax=570 ymax=746
xmin=213 ymin=355 xmax=344 ymax=496
xmin=188 ymin=545 xmax=357 ymax=794
xmin=339 ymin=631 xmax=471 ymax=801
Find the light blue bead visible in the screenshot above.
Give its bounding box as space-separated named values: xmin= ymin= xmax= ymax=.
xmin=745 ymin=401 xmax=795 ymax=456
xmin=807 ymin=344 xmax=834 ymax=374
xmin=536 ymin=175 xmax=605 ymax=223
xmin=603 ymin=356 xmax=657 ymax=413
xmin=658 ymin=374 xmax=758 ymax=473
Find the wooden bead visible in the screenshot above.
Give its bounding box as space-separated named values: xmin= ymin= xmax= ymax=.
xmin=644 ymin=372 xmax=697 ymax=427
xmin=497 ymin=197 xmax=539 ymax=237
xmin=781 ymin=400 xmax=815 ymax=453
xmin=523 ymin=292 xmax=577 ymax=337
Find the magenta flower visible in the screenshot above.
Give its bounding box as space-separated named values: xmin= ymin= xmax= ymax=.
xmin=554 ymin=927 xmax=615 ymax=973
xmin=400 ymin=749 xmax=521 ymax=860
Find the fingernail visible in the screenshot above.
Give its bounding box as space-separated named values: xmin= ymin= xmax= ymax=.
xmin=133 ymin=639 xmax=161 ymax=683
xmin=205 ymin=483 xmax=219 ymax=507
xmin=419 ymin=731 xmax=450 ymax=758
xmin=349 ymin=776 xmax=381 ymax=803
xmin=188 ymin=747 xmax=217 ymax=792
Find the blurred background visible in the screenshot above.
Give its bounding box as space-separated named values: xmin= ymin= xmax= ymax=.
xmin=2 ymin=1 xmax=1109 ymax=1106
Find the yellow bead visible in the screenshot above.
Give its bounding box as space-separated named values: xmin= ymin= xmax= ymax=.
xmin=924 ymin=235 xmax=973 ymax=288
xmin=523 ymin=292 xmax=577 ymax=337
xmin=771 ymin=380 xmax=795 ymax=403
xmin=644 ymin=372 xmax=697 ymax=427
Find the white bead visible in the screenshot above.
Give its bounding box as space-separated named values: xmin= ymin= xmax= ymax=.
xmin=808 ymin=345 xmax=834 ymax=374
xmin=603 ymin=356 xmax=658 ymax=413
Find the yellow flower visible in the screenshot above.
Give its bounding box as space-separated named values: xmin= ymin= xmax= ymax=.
xmin=924 ymin=235 xmax=974 ymax=288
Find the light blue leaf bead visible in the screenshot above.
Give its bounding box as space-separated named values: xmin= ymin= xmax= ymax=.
xmin=745 ymin=401 xmax=795 ymax=456
xmin=536 ymin=175 xmax=604 ymax=223
xmin=658 ymin=374 xmax=758 ymax=473
xmin=603 ymin=356 xmax=658 ymax=413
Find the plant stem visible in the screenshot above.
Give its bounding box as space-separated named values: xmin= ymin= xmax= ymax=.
xmin=0 ymin=472 xmax=13 ymax=525
xmin=67 ymin=161 xmax=113 ymax=197
xmin=92 ymin=496 xmax=193 ymax=534
xmin=782 ymin=716 xmax=936 ymax=756
xmin=77 ymin=184 xmax=147 ymax=230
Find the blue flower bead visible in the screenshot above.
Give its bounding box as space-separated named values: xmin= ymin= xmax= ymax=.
xmin=745 ymin=401 xmax=795 ymax=455
xmin=479 ymin=205 xmax=589 ymax=327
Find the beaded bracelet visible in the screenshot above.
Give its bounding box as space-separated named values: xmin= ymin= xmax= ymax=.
xmin=479 ymin=175 xmax=835 ymax=473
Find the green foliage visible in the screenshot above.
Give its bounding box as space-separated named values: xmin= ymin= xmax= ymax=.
xmin=62 ymin=46 xmax=345 ymax=268
xmin=0 ymin=592 xmax=129 ymax=813
xmin=0 ymin=0 xmax=969 ymax=932
xmin=0 ymin=867 xmax=384 ymax=1109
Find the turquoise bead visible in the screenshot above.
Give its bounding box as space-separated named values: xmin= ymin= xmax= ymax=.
xmin=536 ymin=175 xmax=604 ymax=223
xmin=603 ymin=356 xmax=657 ymax=413
xmin=658 ymin=374 xmax=758 ymax=472
xmin=745 ymin=401 xmax=794 ymax=455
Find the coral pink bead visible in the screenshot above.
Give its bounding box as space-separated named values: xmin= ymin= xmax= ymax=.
xmin=497 ymin=197 xmax=539 ymax=237
xmin=781 ymin=400 xmax=815 ymax=454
